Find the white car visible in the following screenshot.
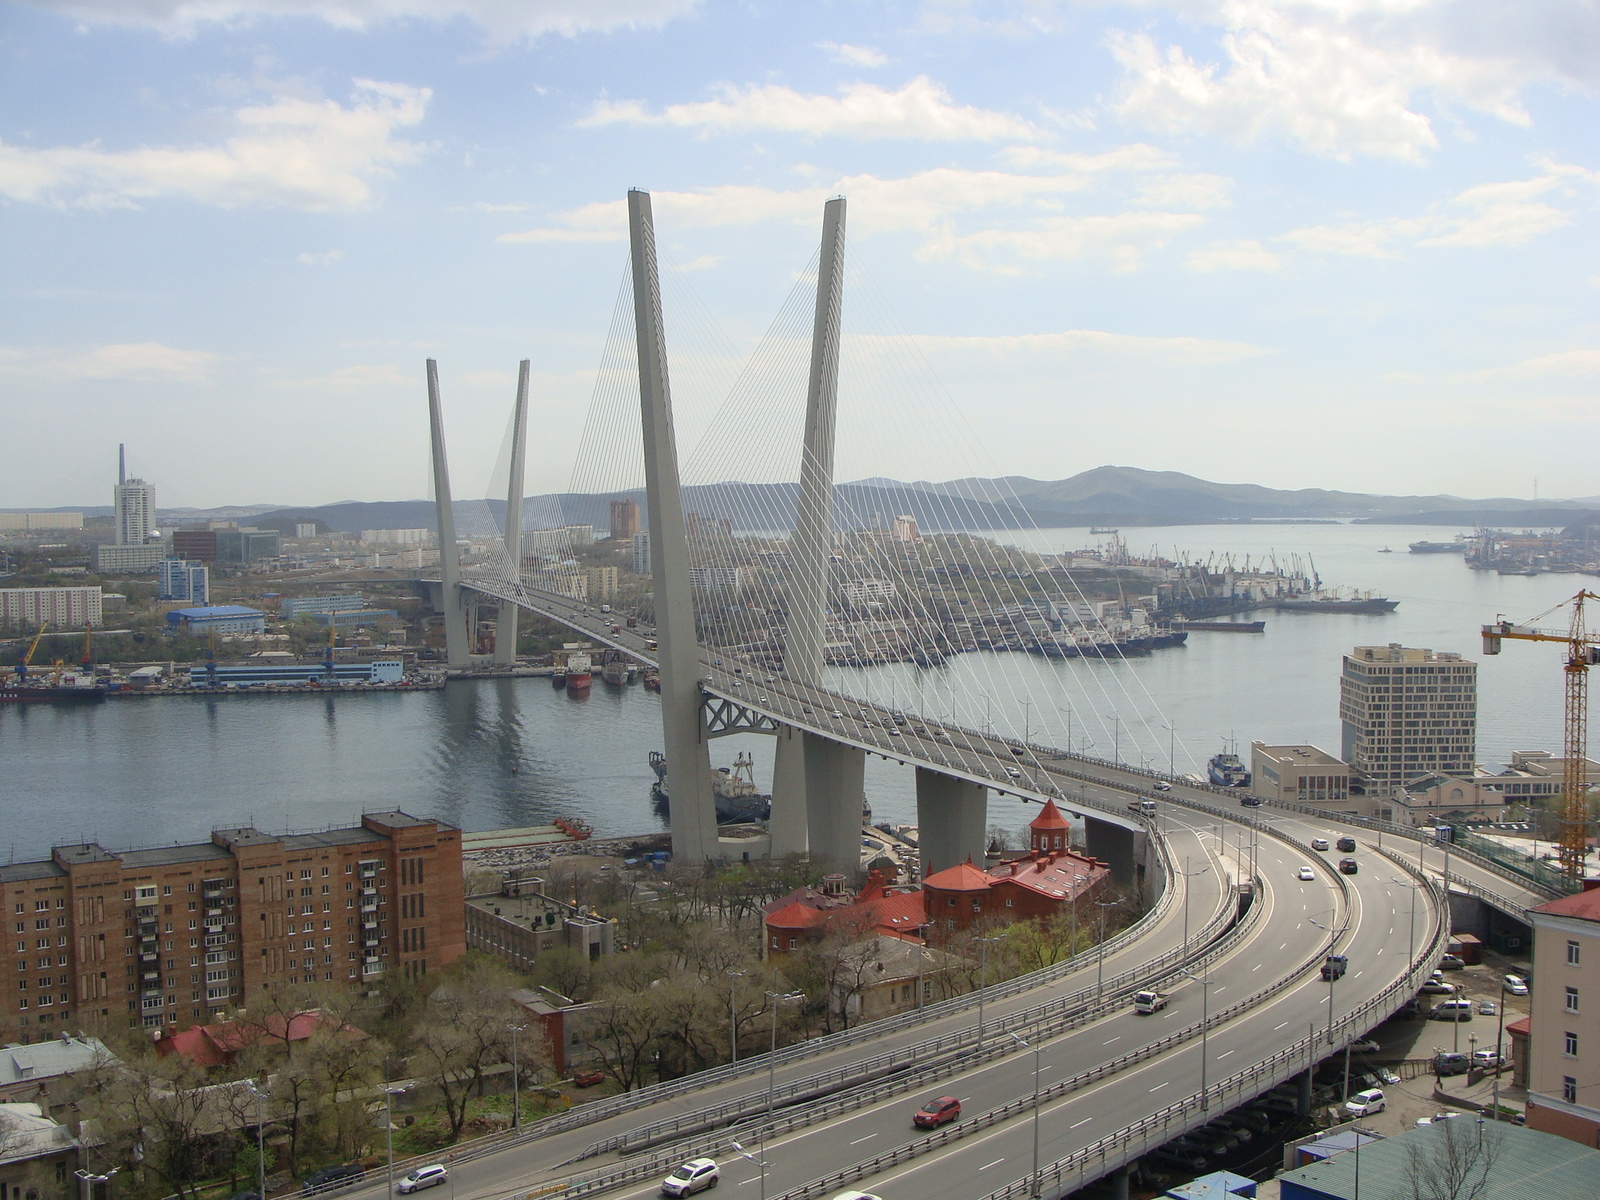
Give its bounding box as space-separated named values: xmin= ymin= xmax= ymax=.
xmin=1297 ymin=866 xmax=1317 ymax=881
xmin=396 ymin=1166 xmax=448 ymax=1195
xmin=1503 ymin=974 xmax=1530 ymax=996
xmin=1349 ymin=1039 xmax=1381 ymax=1053
xmin=1311 ymin=838 xmax=1330 ymax=851
xmin=830 ymin=1193 xmax=885 ymax=1200
xmin=1154 ymin=781 xmax=1172 ymax=792
xmin=829 ymin=710 xmax=844 ymax=718
xmin=1472 ymin=1049 xmax=1503 ymax=1069
xmin=1344 ymin=1088 xmax=1385 ymax=1117
xmin=661 ymin=1159 xmax=720 ymax=1197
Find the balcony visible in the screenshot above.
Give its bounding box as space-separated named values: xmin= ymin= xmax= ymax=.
xmin=359 ymin=902 xmax=378 ymax=914
xmin=362 ymin=938 xmax=379 ymax=949
xmin=360 ymin=962 xmax=385 ymax=977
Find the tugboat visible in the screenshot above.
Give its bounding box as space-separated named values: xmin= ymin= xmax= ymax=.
xmin=649 ymin=750 xmax=772 ymax=823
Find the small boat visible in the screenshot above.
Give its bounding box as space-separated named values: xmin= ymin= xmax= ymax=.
xmin=1208 ymin=749 xmax=1250 ymax=787
xmin=551 ymin=671 xmax=567 ymax=689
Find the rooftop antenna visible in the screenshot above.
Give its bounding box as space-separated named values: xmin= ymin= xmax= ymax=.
xmin=118 ymin=444 xmax=126 ymax=487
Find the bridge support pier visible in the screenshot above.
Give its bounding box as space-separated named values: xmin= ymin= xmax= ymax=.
xmin=804 ymin=736 xmax=867 ymax=870
xmin=1083 ymin=817 xmax=1142 ymax=889
xmin=1106 ymin=1165 xmax=1130 ymax=1200
xmin=426 ymin=360 xmax=471 ymax=669
xmin=493 ymin=360 xmax=530 ymax=667
xmin=916 ymin=768 xmax=987 ymax=876
xmin=770 ymin=728 xmax=809 ymax=857
xmin=1295 ymin=1068 xmax=1313 ymax=1116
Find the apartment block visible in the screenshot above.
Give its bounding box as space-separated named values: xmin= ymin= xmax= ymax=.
xmin=0 ymin=812 xmax=462 ymax=1045
xmin=0 ymin=587 xmax=102 ymax=630
xmin=1526 ymin=883 xmax=1600 ymax=1147
xmin=609 ymin=498 xmax=640 ymax=542
xmin=1339 ymin=643 xmax=1477 ymax=788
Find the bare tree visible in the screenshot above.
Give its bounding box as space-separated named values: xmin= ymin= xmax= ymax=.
xmin=581 ymin=993 xmax=670 ymax=1092
xmin=408 ymin=958 xmax=526 ymax=1140
xmin=1404 ymin=1117 xmax=1506 ymax=1200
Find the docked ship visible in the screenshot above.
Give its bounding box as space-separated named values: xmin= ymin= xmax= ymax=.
xmin=1408 ymin=539 xmax=1468 ymax=554
xmin=564 ymin=653 xmax=592 ymax=693
xmin=600 ymin=654 xmax=635 ymax=686
xmin=1275 ymin=591 xmax=1397 ymax=614
xmin=649 ymin=750 xmax=772 ymax=824
xmin=1207 ymin=749 xmax=1250 ymax=787
xmin=0 ymin=677 xmax=107 ymax=704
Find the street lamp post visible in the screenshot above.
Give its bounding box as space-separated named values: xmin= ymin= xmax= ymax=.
xmin=727 ymin=970 xmax=746 ymax=1063
xmin=383 ymin=1083 xmax=413 ymax=1195
xmin=75 ymin=1168 xmax=118 ymax=1200
xmin=507 ymin=1023 xmax=525 ymax=1130
xmin=976 ymin=934 xmax=1004 ymax=1041
xmin=1390 ymin=876 xmax=1421 ymax=975
xmin=1162 ymin=722 xmax=1176 ymax=776
xmin=1178 ymin=856 xmax=1210 ymax=949
xmin=244 ymin=1079 xmax=269 ymax=1200
xmin=1095 ymin=899 xmax=1118 ymax=998
xmin=1309 ymin=914 xmax=1349 ymax=1046
xmin=1007 ymin=1033 xmax=1043 ymax=1198
xmin=1178 ymin=967 xmax=1215 ymax=1110
xmin=764 ymin=990 xmax=804 ymax=1120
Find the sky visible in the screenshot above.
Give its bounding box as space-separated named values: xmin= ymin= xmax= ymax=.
xmin=1 ymin=0 xmax=1597 ymax=510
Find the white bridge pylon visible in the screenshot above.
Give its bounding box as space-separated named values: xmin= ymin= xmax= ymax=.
xmin=428 ymin=190 xmax=1150 ymax=875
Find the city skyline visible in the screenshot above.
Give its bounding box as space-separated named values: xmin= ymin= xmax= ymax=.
xmin=1 ymin=1 xmax=1596 ymax=508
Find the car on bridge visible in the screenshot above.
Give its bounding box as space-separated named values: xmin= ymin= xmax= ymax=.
xmin=660 ymin=1158 xmax=720 ymax=1197
xmin=395 ymin=1166 xmax=448 ymax=1195
xmin=1321 ymin=955 xmax=1348 ymax=980
xmin=1154 ymin=781 xmax=1172 ymax=791
xmin=1297 ymin=866 xmax=1316 ymax=881
xmin=1337 ymin=835 xmax=1358 ymax=852
xmin=1339 ymin=858 xmax=1360 ymax=874
xmin=1311 ymin=838 xmax=1330 ymax=851
xmin=913 ymin=1095 xmax=961 ymax=1128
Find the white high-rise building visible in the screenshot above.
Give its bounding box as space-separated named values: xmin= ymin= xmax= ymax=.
xmin=1339 ymin=643 xmax=1477 ymax=787
xmin=632 ymin=531 xmax=651 ymax=576
xmin=114 ymin=444 xmax=154 ymax=547
xmin=157 ymin=559 xmax=209 ymax=604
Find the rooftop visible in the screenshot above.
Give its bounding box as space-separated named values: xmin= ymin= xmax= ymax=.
xmin=1253 ymin=743 xmax=1346 ymax=768
xmin=167 ymin=605 xmax=265 ymax=618
xmin=119 ymin=843 xmax=233 ymax=868
xmin=0 ymin=1036 xmax=116 ymax=1089
xmin=1531 ymin=882 xmax=1600 ymax=923
xmin=0 ymin=862 xmax=67 ymax=884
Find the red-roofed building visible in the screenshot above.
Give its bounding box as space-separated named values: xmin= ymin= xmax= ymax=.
xmin=155 ymin=1009 xmax=366 ymax=1068
xmin=1525 ymin=880 xmax=1600 ymax=1146
xmin=764 ymin=801 xmax=1108 ymax=953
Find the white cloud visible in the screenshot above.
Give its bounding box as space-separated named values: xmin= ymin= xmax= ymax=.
xmin=500 ymin=153 xmax=1223 ymax=272
xmin=297 ymin=250 xmax=345 ymax=265
xmin=280 ymin=363 xmax=411 ymax=389
xmin=581 ymin=77 xmax=1040 ymax=141
xmin=670 ymin=254 xmax=723 ymax=271
xmin=18 ymin=0 xmax=698 ymax=40
xmin=1105 ymin=1 xmax=1537 ymax=161
xmin=1186 ymin=239 xmax=1281 ymax=272
xmin=1135 ymin=173 xmax=1232 ymax=209
xmin=819 ymin=41 xmax=887 ymax=68
xmin=1460 ymin=350 xmax=1600 ymax=381
xmin=1285 ymin=162 xmax=1588 ymax=256
xmin=908 ymin=328 xmax=1267 ymax=365
xmin=0 ymin=342 xmax=218 ymax=381
xmin=0 ymin=79 xmax=428 ymax=210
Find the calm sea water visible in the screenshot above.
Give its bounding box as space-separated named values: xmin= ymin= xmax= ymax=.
xmin=1 ymin=523 xmax=1582 ymax=860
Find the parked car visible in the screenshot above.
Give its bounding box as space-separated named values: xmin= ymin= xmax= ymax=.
xmin=1478 ymin=1000 xmax=1498 ymax=1016
xmin=1344 ymin=1088 xmax=1386 ymax=1117
xmin=1337 ymin=836 xmax=1357 ymax=852
xmin=1297 ymin=866 xmax=1317 ymax=881
xmin=1418 ymin=1111 xmax=1464 ymax=1125
xmin=1504 ymin=974 xmax=1530 ymax=996
xmin=396 ymin=1166 xmax=448 ymax=1195
xmin=913 ymin=1096 xmax=962 ymax=1128
xmin=1434 ymin=1052 xmax=1470 ymax=1075
xmin=1349 ymin=1038 xmax=1381 ymax=1053
xmin=1150 ymin=1148 xmax=1210 ymax=1174
xmin=301 ymin=1166 xmax=364 ymax=1194
xmin=1433 ymin=999 xmax=1474 ymax=1021
xmin=572 ymin=1070 xmax=606 ymax=1087
xmin=1419 ymin=979 xmax=1455 ymax=995
xmin=1439 ymin=954 xmax=1466 ymax=970
xmin=1472 ymin=1049 xmax=1504 ymax=1069
xmin=1206 ymin=1117 xmax=1257 ymax=1143
xmin=1378 ymin=1068 xmax=1402 ymax=1085
xmin=661 ymin=1159 xmax=720 ymax=1197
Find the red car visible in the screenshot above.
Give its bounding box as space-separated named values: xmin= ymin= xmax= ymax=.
xmin=913 ymin=1096 xmax=961 ymax=1128
xmin=571 ymin=1070 xmax=606 ymax=1087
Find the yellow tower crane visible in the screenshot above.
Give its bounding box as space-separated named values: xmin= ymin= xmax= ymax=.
xmin=1482 ymin=591 xmax=1600 ymax=884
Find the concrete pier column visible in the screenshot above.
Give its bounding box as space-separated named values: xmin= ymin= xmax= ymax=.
xmin=1084 ymin=817 xmax=1137 ymax=888
xmin=426 ymin=360 xmax=470 ymax=669
xmin=494 ymin=360 xmax=530 ymax=666
xmin=916 ymin=768 xmax=987 ymax=877
xmin=1295 ymin=1068 xmax=1313 ymax=1116
xmin=804 ymin=735 xmax=866 ymax=870
xmin=628 ymin=190 xmax=717 ymax=862
xmin=1106 ymin=1164 xmax=1130 ymax=1200
xmin=769 ymin=728 xmax=809 ymax=856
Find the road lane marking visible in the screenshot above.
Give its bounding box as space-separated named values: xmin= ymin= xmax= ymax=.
xmin=1218 ymin=1049 xmax=1235 ymax=1059
xmin=1070 ymin=1118 xmax=1093 ymax=1129
xmin=850 ymin=1134 xmax=877 ymax=1145
xmin=1150 ymin=1081 xmax=1170 ymax=1091
xmin=1104 ymin=1036 xmax=1121 ymax=1045
xmin=1275 ymin=1021 xmax=1289 ymax=1031
xmin=978 ymin=1159 xmax=1006 ymax=1171
xmin=1252 ymin=963 xmax=1262 ymax=971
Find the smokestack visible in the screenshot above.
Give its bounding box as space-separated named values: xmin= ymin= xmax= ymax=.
xmin=118 ymin=444 xmax=126 ymax=486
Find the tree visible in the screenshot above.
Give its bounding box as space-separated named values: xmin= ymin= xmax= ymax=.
xmin=581 ymin=992 xmax=670 ymax=1092
xmin=1404 ymin=1117 xmax=1505 ymax=1199
xmin=79 ymin=1055 xmax=217 ymax=1200
xmin=408 ymin=958 xmax=526 ymax=1141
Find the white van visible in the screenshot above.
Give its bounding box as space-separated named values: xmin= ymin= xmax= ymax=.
xmin=1433 ymin=999 xmax=1474 ymax=1021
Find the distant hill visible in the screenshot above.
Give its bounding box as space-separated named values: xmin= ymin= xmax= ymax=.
xmin=227 ymin=465 xmax=1595 ymax=534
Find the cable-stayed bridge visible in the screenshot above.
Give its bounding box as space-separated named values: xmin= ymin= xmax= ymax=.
xmin=397 ymin=190 xmax=1552 ymax=1200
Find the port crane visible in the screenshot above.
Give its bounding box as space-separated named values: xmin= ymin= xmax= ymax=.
xmin=17 ymin=623 xmax=47 ymax=681
xmin=1483 ymin=591 xmax=1600 ymax=883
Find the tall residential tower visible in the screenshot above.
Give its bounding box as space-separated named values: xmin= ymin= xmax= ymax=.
xmin=1339 ymin=643 xmax=1477 ymax=788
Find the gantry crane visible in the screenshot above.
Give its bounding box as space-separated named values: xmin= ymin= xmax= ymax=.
xmin=1483 ymin=591 xmax=1600 ymax=883
xmin=16 ymin=623 xmax=48 ymax=681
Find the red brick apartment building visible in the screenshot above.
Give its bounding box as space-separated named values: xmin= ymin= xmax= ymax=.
xmin=0 ymin=812 xmax=463 ymax=1045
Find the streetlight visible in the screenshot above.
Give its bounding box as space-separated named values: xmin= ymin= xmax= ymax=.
xmin=1007 ymin=1033 xmax=1043 ymax=1198
xmin=975 ymin=934 xmax=1005 ymax=1041
xmin=383 ymin=1082 xmax=413 ymax=1195
xmin=727 ymin=970 xmax=746 ymax=1063
xmin=1104 ymin=715 xmax=1122 ymax=765
xmin=1390 ymin=876 xmax=1421 ymax=974
xmin=1095 ymin=899 xmax=1119 ymax=998
xmin=243 ymin=1079 xmax=269 ymax=1200
xmin=914 ymin=923 xmax=931 ymax=1011
xmin=1162 ymin=721 xmax=1176 ymax=776
xmin=506 ymin=1023 xmax=526 ymax=1130
xmin=764 ymin=990 xmax=804 ymax=1119
xmin=1309 ymin=914 xmax=1349 ymax=1046
xmin=1178 ymin=856 xmax=1210 ymax=949
xmin=75 ymin=1166 xmax=119 ymax=1200
xmin=1178 ymin=966 xmax=1216 ymax=1110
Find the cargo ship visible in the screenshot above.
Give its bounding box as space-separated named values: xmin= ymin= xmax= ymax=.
xmin=564 ymin=653 xmax=592 ymax=693
xmin=1 ymin=679 xmax=107 ymax=705
xmin=1275 ymin=592 xmax=1397 ymax=614
xmin=1408 ymin=539 xmax=1468 ymax=554
xmin=649 ymin=750 xmax=772 ymax=823
xmin=1207 ymin=749 xmax=1250 ymax=787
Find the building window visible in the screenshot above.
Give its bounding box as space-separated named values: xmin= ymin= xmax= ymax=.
xmin=1567 ymin=987 xmax=1580 ymax=1013
xmin=1564 ymin=1076 xmax=1578 ymax=1103
xmin=1566 ymin=1031 xmax=1579 ymax=1057
xmin=1570 ymin=940 xmax=1582 ymax=965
